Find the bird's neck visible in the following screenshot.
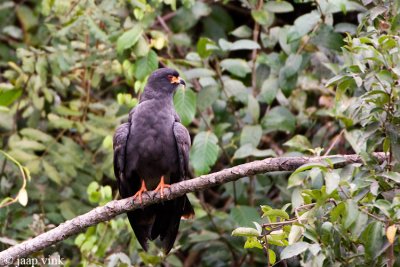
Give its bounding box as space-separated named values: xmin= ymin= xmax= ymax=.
xmin=140 ymin=90 xmax=174 ymax=107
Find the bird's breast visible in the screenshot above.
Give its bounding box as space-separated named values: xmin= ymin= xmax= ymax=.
xmin=127 ymin=100 xmax=179 ymax=182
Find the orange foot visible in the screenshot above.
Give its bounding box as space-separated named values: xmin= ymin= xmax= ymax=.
xmin=133 ymin=179 xmax=148 ymax=204
xmin=154 ymin=176 xmax=171 ymax=198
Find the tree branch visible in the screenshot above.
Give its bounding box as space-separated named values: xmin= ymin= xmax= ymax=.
xmin=0 ymin=153 xmax=386 ymax=266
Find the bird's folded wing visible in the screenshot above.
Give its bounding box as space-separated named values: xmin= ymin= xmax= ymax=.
xmin=113 ymin=122 xmax=131 ymax=197
xmin=173 ymin=122 xmax=191 ymax=180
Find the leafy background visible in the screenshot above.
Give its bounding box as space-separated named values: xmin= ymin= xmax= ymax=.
xmin=0 ymin=0 xmax=399 ymax=266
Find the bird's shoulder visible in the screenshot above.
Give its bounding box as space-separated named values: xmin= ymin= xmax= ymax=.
xmin=113 ymin=122 xmax=130 ymax=149
xmin=173 ymin=121 xmax=190 ymax=146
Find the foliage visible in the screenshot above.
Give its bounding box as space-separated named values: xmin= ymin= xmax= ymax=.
xmin=0 ymin=0 xmax=399 ymax=266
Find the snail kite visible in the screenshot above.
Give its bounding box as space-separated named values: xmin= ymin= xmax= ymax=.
xmin=113 ymin=68 xmax=194 ymax=253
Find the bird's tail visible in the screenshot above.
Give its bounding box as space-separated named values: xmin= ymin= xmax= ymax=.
xmin=127 ymin=208 xmax=156 ymax=251
xmin=181 ymin=195 xmax=195 ymax=220
xmin=159 ymin=195 xmax=194 ymax=253
xmin=127 ymin=195 xmax=194 ymax=253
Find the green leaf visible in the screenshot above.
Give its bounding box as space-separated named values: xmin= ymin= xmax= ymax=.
xmin=0 ymin=106 xmax=11 ymax=112
xmin=80 ymin=235 xmax=96 ymax=252
xmin=75 ymin=233 xmax=86 ymax=247
xmin=259 ymin=76 xmax=278 ymax=104
xmin=87 ymin=181 xmax=99 ymax=195
xmin=247 ymin=95 xmax=260 ymax=123
xmin=381 ymin=172 xmax=400 ymax=183
xmin=223 ymin=79 xmax=248 ymax=103
xmin=350 ymin=212 xmax=368 ymax=239
xmin=251 ymin=10 xmax=270 ymax=26
xmin=88 ymin=191 xmax=101 ymax=204
xmin=250 ymin=148 xmax=275 ymax=158
xmin=278 ymin=54 xmax=302 ymax=94
xmin=330 ymin=202 xmax=345 ymax=222
xmin=370 ymin=6 xmax=387 ymax=20
xmin=174 ymin=87 xmax=197 ymax=126
xmin=87 ymin=17 xmax=108 ymax=42
xmin=268 ymin=232 xmax=288 ymax=246
xmin=291 ymin=188 xmax=304 ymax=208
xmin=230 ymin=40 xmax=260 ymax=51
xmin=9 ymin=140 xmax=46 ymax=151
xmin=41 ymin=0 xmax=53 ymax=16
xmin=262 ymin=106 xmax=296 ymax=133
xmin=133 ymin=35 xmax=150 ymax=57
xmin=325 ymin=171 xmax=340 ymax=194
xmin=139 ymin=252 xmax=162 ymax=265
xmin=0 ymin=89 xmax=22 ymax=106
xmin=102 ymin=186 xmax=112 ymax=202
xmin=268 ymin=249 xmax=276 ymax=264
xmin=288 ymin=225 xmax=304 ymax=245
xmin=191 ymin=2 xmax=211 ymax=18
xmin=283 ymin=135 xmax=312 ymax=152
xmin=184 ymin=68 xmax=215 ymax=80
xmin=135 ymin=50 xmax=158 ymax=80
xmin=232 ymin=227 xmax=260 ymax=237
xmin=374 ymin=199 xmax=392 ymax=217
xmin=284 ymin=54 xmax=302 ymax=77
xmin=42 ymin=160 xmax=62 ymax=185
xmin=233 ymin=144 xmax=253 ymax=159
xmin=190 ymin=132 xmax=219 ymax=175
xmin=48 ymin=114 xmax=74 ymax=129
xmin=20 ymin=128 xmax=54 ymax=143
xmin=244 ymin=236 xmax=263 ymax=249
xmin=320 ymin=222 xmax=333 ymax=244
xmin=189 ymin=230 xmax=219 ymax=242
xmin=35 ymin=56 xmax=48 ymax=85
xmin=293 ymin=11 xmax=320 ymax=38
xmin=230 ymin=25 xmax=252 ymax=38
xmin=170 ymin=7 xmax=197 ymax=32
xmin=344 ymin=200 xmax=359 ymax=229
xmin=107 ymin=252 xmax=132 ymax=266
xmin=197 ymin=85 xmax=219 ymax=111
xmin=265 ymin=1 xmax=294 ymax=13
xmin=197 ymin=37 xmax=216 ymax=58
xmin=230 ymin=205 xmax=260 ymax=227
xmin=290 ymin=162 xmax=329 ymax=177
xmin=311 ymin=24 xmax=345 ymax=51
xmin=240 ymin=125 xmax=262 ymax=147
xmin=59 ymin=201 xmax=77 ymax=220
xmin=8 ymin=149 xmax=38 ymax=163
xmin=219 ymin=39 xmax=233 ymax=51
xmin=280 ymin=242 xmax=310 ymax=259
xmin=122 ymin=60 xmax=135 ymax=86
xmin=344 ymin=130 xmax=366 ymax=154
xmin=361 ymin=222 xmax=384 ymax=261
xmin=233 ymin=144 xmax=275 ymax=159
xmin=117 ymin=24 xmax=143 ymax=54
xmin=262 ymin=208 xmax=289 ymax=220
xmin=16 ymin=5 xmax=38 ymax=31
xmin=220 ymin=59 xmax=251 ymax=78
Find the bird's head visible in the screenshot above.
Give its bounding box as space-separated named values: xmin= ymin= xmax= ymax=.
xmin=142 ymin=68 xmax=186 ymax=101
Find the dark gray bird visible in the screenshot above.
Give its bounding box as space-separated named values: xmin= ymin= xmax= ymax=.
xmin=113 ymin=68 xmax=194 ymax=253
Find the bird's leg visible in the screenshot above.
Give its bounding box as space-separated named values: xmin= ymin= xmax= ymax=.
xmin=132 ymin=179 xmax=148 ymax=204
xmin=153 ymin=176 xmax=171 ymax=198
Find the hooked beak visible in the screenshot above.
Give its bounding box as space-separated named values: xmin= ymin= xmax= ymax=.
xmin=179 ymin=77 xmax=186 ymax=87
xmin=171 ymin=76 xmax=186 ymax=89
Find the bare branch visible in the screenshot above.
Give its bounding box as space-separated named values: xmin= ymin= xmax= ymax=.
xmin=0 ymin=153 xmax=386 ymax=266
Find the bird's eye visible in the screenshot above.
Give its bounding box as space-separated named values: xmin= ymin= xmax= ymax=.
xmin=167 ymin=75 xmax=180 ymax=84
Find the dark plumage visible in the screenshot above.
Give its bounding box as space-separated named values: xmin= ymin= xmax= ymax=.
xmin=113 ymin=68 xmax=194 ymax=253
